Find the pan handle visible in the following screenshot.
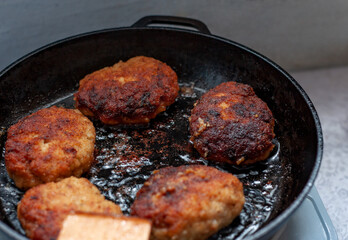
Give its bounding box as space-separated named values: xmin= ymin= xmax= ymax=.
xmin=131 ymin=15 xmax=211 ymax=34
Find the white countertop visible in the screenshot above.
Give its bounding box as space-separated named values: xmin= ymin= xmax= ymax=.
xmin=291 ymin=66 xmax=348 ymax=240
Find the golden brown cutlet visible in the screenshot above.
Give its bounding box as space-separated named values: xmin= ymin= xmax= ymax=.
xmin=17 ymin=177 xmax=122 ymax=240
xmin=5 ymin=106 xmax=95 ymax=189
xmin=131 ymin=165 xmax=245 ymax=240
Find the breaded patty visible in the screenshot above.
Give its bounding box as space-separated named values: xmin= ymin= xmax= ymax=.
xmin=4 ymin=106 xmax=95 ymax=189
xmin=17 ymin=177 xmax=122 ymax=240
xmin=74 ymin=56 xmax=179 ymax=125
xmin=189 ymin=81 xmax=275 ymax=165
xmin=131 ymin=165 xmax=245 ymax=240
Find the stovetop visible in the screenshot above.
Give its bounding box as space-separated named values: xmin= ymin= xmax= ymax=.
xmin=272 ymin=186 xmax=337 ymax=240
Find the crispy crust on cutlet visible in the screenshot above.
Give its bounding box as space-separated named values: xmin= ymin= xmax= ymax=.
xmin=131 ymin=165 xmax=244 ymax=240
xmin=189 ymin=81 xmax=275 ymax=165
xmin=17 ymin=177 xmax=122 ymax=240
xmin=4 ymin=106 xmax=96 ymax=189
xmin=74 ymin=56 xmax=179 ymax=124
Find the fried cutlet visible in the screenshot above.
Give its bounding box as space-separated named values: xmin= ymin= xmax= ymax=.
xmin=131 ymin=165 xmax=245 ymax=240
xmin=74 ymin=56 xmax=179 ymax=125
xmin=5 ymin=106 xmax=95 ymax=189
xmin=189 ymin=81 xmax=275 ymax=165
xmin=17 ymin=177 xmax=122 ymax=240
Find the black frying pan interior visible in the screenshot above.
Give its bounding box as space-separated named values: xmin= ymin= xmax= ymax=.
xmin=0 ymin=25 xmax=321 ymax=240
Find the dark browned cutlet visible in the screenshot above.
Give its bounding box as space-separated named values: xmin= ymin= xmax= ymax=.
xmin=189 ymin=81 xmax=275 ymax=165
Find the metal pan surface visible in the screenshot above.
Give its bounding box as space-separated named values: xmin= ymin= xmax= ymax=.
xmin=0 ymin=16 xmax=323 ymax=240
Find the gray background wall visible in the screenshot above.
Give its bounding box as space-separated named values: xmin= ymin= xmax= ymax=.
xmin=1 ymin=0 xmax=348 ymax=72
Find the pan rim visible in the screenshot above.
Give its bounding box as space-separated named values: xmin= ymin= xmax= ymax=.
xmin=0 ymin=26 xmax=323 ymax=240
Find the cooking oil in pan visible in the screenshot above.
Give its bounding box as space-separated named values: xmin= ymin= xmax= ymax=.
xmin=0 ymin=83 xmax=287 ymax=240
